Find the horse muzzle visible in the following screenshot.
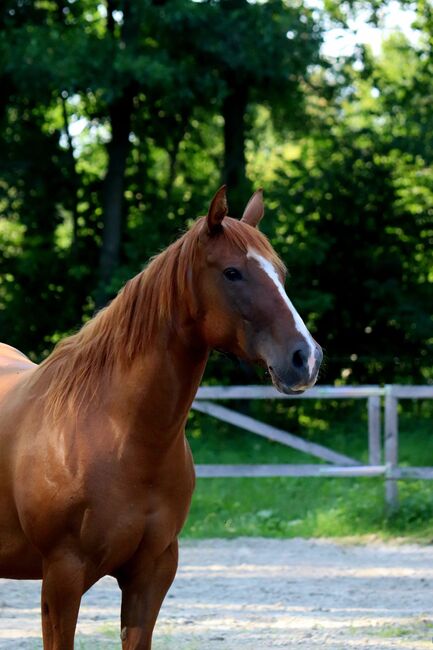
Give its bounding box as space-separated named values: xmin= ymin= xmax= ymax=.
xmin=268 ymin=341 xmax=323 ymax=395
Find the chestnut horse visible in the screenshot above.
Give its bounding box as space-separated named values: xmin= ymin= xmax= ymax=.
xmin=0 ymin=187 xmax=322 ymax=649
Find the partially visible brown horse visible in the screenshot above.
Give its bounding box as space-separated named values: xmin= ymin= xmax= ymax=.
xmin=0 ymin=187 xmax=322 ymax=649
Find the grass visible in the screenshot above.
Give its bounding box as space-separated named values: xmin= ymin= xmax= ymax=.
xmin=373 ymin=618 xmax=433 ymax=641
xmin=375 ymin=626 xmax=413 ymax=638
xmin=181 ymin=399 xmax=433 ymax=541
xmin=85 ymin=624 xmax=200 ymax=650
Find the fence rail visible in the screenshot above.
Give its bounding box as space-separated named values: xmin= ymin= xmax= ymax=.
xmin=192 ymin=384 xmax=433 ymax=512
xmin=195 ymin=385 xmax=384 ymax=399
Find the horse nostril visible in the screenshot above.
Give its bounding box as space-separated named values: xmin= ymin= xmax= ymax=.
xmin=292 ymin=348 xmax=307 ymax=369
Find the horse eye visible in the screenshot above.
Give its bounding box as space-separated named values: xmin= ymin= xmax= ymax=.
xmin=223 ymin=267 xmax=243 ymax=281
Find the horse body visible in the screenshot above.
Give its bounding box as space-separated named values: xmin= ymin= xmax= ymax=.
xmin=0 ymin=188 xmax=322 ymax=649
xmin=0 ymin=340 xmax=201 ymax=571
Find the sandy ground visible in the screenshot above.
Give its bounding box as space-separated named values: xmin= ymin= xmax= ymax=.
xmin=1 ymin=538 xmax=433 ymax=649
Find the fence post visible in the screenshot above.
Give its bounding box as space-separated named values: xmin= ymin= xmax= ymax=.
xmin=368 ymin=395 xmax=381 ymax=465
xmin=384 ymin=385 xmax=399 ymax=513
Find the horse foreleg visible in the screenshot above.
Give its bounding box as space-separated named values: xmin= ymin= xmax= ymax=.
xmin=40 ymin=553 xmax=86 ymax=650
xmin=118 ymin=540 xmax=179 ymax=650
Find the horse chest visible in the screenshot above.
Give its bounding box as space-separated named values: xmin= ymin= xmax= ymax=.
xmin=76 ymin=455 xmax=195 ymax=569
xmin=77 ymin=486 xmax=191 ymax=574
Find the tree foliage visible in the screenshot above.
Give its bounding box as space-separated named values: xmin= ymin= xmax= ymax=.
xmin=0 ymin=0 xmax=431 ymax=383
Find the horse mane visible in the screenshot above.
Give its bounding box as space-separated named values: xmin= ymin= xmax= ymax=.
xmin=34 ymin=216 xmax=285 ymax=420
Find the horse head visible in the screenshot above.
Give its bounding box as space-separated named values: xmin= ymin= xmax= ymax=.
xmin=194 ymin=186 xmax=322 ymax=394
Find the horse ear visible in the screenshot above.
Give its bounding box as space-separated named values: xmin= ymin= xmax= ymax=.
xmin=241 ymin=189 xmax=264 ymax=228
xmin=206 ymin=185 xmax=228 ymax=234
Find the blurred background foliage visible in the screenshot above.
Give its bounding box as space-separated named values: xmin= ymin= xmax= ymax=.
xmin=0 ymin=0 xmax=432 ymax=385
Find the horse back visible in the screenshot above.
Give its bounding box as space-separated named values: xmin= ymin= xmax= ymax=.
xmin=0 ymin=341 xmax=36 ymax=389
xmin=0 ymin=342 xmax=36 ymax=369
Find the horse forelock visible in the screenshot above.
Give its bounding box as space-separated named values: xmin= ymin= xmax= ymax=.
xmin=33 ymin=215 xmax=284 ymax=421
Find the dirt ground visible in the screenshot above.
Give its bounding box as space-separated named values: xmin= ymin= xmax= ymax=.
xmin=1 ymin=538 xmax=433 ymax=649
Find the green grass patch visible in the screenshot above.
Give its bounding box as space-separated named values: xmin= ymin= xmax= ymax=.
xmin=96 ymin=623 xmax=119 ymax=640
xmin=375 ymin=626 xmax=413 ymax=638
xmin=371 ymin=618 xmax=433 ymax=641
xmin=182 ymin=400 xmax=433 ymax=540
xmin=94 ymin=624 xmax=199 ymax=650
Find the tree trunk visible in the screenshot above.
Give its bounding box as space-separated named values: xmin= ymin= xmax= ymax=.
xmin=60 ymin=95 xmax=80 ymax=249
xmin=222 ymin=79 xmax=250 ymax=217
xmin=97 ymin=90 xmax=134 ymax=306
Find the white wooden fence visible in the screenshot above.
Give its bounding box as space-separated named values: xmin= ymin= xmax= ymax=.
xmin=192 ymin=384 xmax=433 ymax=512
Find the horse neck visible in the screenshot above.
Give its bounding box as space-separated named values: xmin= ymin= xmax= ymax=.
xmin=106 ymin=323 xmax=209 ymax=444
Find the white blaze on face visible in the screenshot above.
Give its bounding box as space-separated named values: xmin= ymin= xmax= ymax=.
xmin=247 ymin=248 xmax=316 ymax=378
